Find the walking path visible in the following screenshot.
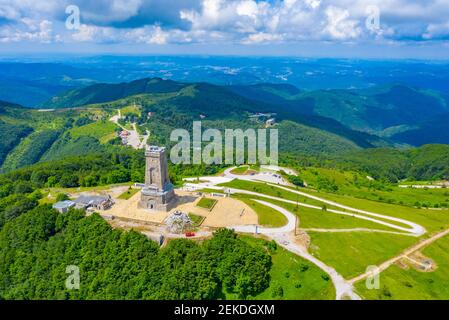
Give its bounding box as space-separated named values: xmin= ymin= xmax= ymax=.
xmin=269 ymin=184 xmax=426 ymax=236
xmin=189 ymin=166 xmax=429 ymax=300
xmin=349 ymin=228 xmax=449 ymax=285
xmin=228 ymin=198 xmax=361 ymax=300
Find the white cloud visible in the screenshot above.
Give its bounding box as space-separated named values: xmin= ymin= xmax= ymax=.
xmin=126 ymin=25 xmax=169 ymax=44
xmin=324 ymin=6 xmax=361 ymax=40
xmin=0 ymin=0 xmax=449 ymax=46
xmin=242 ymin=32 xmax=283 ymax=44
xmin=0 ymin=18 xmax=55 ymax=43
xmin=424 ymin=21 xmax=449 ymax=40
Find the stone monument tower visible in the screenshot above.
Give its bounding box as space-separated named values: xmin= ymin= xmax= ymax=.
xmin=138 ymin=146 xmax=176 ymax=211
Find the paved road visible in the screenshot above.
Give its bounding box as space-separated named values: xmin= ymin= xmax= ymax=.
xmin=225 ymin=187 xmax=420 ymax=237
xmin=189 ymin=167 xmax=428 ymax=300
xmin=110 ymin=111 xmax=148 ymax=150
xmin=228 ymin=198 xmax=360 ymax=300
xmin=269 ymin=184 xmax=426 ymax=236
xmin=223 ymin=167 xmax=291 ymax=186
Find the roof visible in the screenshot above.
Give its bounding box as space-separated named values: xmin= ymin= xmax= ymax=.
xmin=74 ymin=195 xmax=109 ymax=206
xmin=52 ymin=200 xmax=75 ymax=209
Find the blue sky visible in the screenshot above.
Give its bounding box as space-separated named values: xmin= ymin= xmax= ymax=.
xmin=1 ymin=0 xmax=449 ymax=59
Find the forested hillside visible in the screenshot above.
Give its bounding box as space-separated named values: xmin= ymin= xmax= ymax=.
xmin=0 ymin=120 xmax=32 ymax=166
xmin=44 ymin=78 xmax=188 ymax=109
xmin=0 ymin=204 xmax=271 ymax=299
xmin=0 ymin=77 xmax=448 ymax=182
xmin=230 ymin=83 xmax=449 ymax=146
xmin=44 ymin=78 xmax=391 ymax=148
xmin=336 ymin=144 xmax=449 ymax=182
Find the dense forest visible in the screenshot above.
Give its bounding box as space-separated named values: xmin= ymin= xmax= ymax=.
xmin=0 ymin=206 xmax=271 ymax=299
xmin=0 ymin=162 xmax=271 ymax=299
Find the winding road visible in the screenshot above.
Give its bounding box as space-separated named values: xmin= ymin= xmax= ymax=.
xmin=188 ymin=166 xmax=429 ymax=300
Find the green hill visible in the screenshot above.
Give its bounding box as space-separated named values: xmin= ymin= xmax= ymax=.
xmin=391 ymin=112 xmax=449 ymax=146
xmin=1 ymin=130 xmax=61 ymax=172
xmin=229 ymin=83 xmax=449 ymax=143
xmin=43 ymin=77 xmax=188 ymax=108
xmin=0 ymin=120 xmax=33 ymax=167
xmin=44 ymin=78 xmax=389 ymax=149
xmin=336 ymin=144 xmax=449 ymax=182
xmin=1 ymin=79 xmax=448 ymax=176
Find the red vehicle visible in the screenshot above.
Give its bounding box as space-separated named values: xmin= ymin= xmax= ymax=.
xmin=185 ymin=232 xmax=195 ymax=237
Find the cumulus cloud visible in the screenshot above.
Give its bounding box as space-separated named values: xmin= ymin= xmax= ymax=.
xmin=0 ymin=0 xmax=448 ymax=46
xmin=0 ymin=18 xmax=57 ymax=43
xmin=324 ymin=6 xmax=361 ymax=40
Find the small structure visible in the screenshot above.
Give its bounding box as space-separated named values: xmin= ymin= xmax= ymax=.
xmin=119 ymin=131 xmax=130 ymax=138
xmin=52 ymin=200 xmax=75 ymax=213
xmin=73 ymin=195 xmax=114 ymax=211
xmin=165 ymin=211 xmax=193 ymax=234
xmin=199 ymin=114 xmax=206 ymax=119
xmin=265 ymin=118 xmax=276 ymax=127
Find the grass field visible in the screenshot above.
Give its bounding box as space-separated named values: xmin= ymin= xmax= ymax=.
xmin=230 ymin=166 xmax=249 ymax=175
xmin=270 ymin=198 xmax=398 ymax=231
xmin=355 ymin=233 xmax=449 ymax=300
xmin=219 ymin=179 xmax=328 ymax=208
xmin=296 ymin=167 xmax=449 ymax=208
xmin=236 ymin=196 xmax=288 ymax=228
xmin=310 ymin=192 xmax=449 ymax=233
xmin=233 ymin=193 xmax=396 ymax=231
xmin=118 ymin=188 xmax=140 ymax=200
xmin=234 ymin=236 xmax=335 ymax=300
xmin=230 ymin=165 xmax=260 ymax=175
xmin=188 ymin=213 xmax=205 ymax=227
xmin=308 ymin=231 xmax=417 ymax=279
xmin=120 ymin=104 xmax=141 ymax=116
xmin=196 ymin=197 xmax=217 ymax=210
xmin=69 ymin=120 xmax=118 ymax=144
xmin=220 ymin=179 xmax=428 ymax=231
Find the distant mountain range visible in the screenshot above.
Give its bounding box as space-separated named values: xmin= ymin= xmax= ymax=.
xmin=1 ymin=75 xmax=449 ymax=177
xmin=2 ymin=57 xmax=449 ymax=107
xmin=41 ymin=77 xmax=449 ymax=147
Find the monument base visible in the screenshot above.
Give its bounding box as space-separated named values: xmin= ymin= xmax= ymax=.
xmin=138 ymin=187 xmax=176 ymax=212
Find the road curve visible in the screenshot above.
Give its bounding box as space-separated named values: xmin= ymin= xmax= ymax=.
xmin=226 ymin=187 xmax=420 ymax=236
xmin=188 ymin=168 xmax=428 ymax=300
xmin=269 ymin=184 xmax=426 ymax=236
xmin=228 ymin=198 xmax=361 ymax=300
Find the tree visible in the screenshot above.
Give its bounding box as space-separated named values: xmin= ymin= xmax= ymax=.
xmin=56 ymin=193 xmax=70 ymax=202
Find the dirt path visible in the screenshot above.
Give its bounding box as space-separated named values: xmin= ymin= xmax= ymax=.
xmin=349 ymin=228 xmax=449 ymax=284
xmin=272 ymin=233 xmax=361 ymax=300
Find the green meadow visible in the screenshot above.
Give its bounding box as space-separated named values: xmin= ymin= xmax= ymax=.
xmin=355 ymin=234 xmax=449 ymax=300
xmin=236 ymin=196 xmax=288 ymax=227
xmin=69 ymin=120 xmax=118 ymax=144
xmin=308 ymin=231 xmax=417 ymax=279
xmin=238 ymin=236 xmax=335 ymax=300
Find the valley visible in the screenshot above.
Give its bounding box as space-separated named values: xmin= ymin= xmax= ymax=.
xmin=1 ymin=76 xmax=449 ymax=301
